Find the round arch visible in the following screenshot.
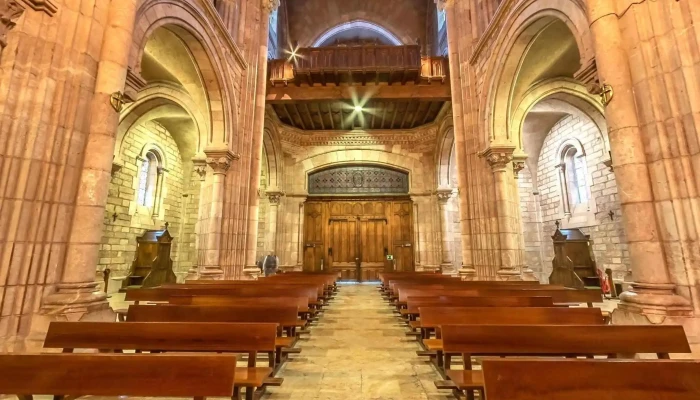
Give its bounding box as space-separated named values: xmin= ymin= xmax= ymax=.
xmin=312 ymin=20 xmax=403 ymax=47
xmin=262 ymin=119 xmax=283 ymax=189
xmin=131 ymin=0 xmax=237 ymax=145
xmin=480 ymin=0 xmax=593 ymax=145
xmin=115 ymin=84 xmax=208 ymax=164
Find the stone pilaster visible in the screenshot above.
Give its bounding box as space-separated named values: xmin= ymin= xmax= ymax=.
xmin=481 ymin=145 xmax=522 ymax=281
xmin=198 ymin=148 xmax=237 ymax=280
xmin=436 ymin=187 xmax=454 ymax=272
xmin=185 ymin=156 xmax=208 ymax=281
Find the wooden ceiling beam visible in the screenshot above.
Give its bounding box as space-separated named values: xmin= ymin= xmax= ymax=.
xmin=400 ymin=101 xmax=411 ymax=129
xmin=266 ymin=84 xmax=451 ymax=103
xmin=409 ymin=101 xmax=422 ymax=128
xmin=314 ymin=104 xmax=326 ymax=130
xmin=292 ymin=104 xmax=307 ymax=130
xmin=327 ymin=103 xmax=335 ymax=130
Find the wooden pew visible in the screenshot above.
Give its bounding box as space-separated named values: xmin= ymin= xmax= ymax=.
xmin=396 ymin=288 xmax=603 ymax=308
xmin=401 ymin=296 xmax=554 ymax=322
xmin=126 ymin=305 xmax=303 ymax=363
xmin=44 ymin=321 xmax=279 ymax=400
xmin=126 ymin=286 xmax=320 ymax=307
xmin=169 ymin=295 xmax=315 ymax=320
xmin=437 ymin=324 xmax=691 ymax=398
xmin=0 ymin=353 xmax=237 ymax=399
xmin=416 ymin=307 xmax=605 ymax=368
xmin=179 ymin=280 xmax=330 ymax=302
xmin=482 ymin=359 xmax=700 ymax=400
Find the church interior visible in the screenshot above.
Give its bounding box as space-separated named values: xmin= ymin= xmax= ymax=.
xmin=0 ymin=0 xmax=700 ymax=398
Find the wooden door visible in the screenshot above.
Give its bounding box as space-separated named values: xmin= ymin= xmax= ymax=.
xmin=328 ymin=218 xmax=359 ymax=280
xmin=302 ymin=198 xmax=415 ymax=280
xmin=359 ymin=218 xmax=388 ymax=281
xmin=302 ymin=202 xmax=325 ymax=272
xmin=390 ymin=201 xmax=415 ymax=272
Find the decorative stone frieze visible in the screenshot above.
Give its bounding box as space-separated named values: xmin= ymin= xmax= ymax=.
xmin=0 ymin=0 xmax=24 ymax=48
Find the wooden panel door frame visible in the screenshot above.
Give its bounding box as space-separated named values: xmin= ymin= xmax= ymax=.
xmin=302 ymin=196 xmax=415 ymax=280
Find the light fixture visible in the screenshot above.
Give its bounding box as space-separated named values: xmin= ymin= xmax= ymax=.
xmin=354 ymin=105 xmax=363 ymax=112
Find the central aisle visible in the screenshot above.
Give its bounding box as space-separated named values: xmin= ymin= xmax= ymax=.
xmin=263 ymin=283 xmax=454 ymax=400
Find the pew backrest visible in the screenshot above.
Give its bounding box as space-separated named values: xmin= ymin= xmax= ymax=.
xmin=44 ymin=322 xmax=278 ymax=353
xmin=418 ymin=307 xmax=605 ymax=329
xmin=441 ymin=325 xmax=690 ymax=357
xmin=0 ymin=353 xmax=237 ymax=398
xmin=126 ymin=305 xmax=300 ymax=327
xmin=482 ymin=359 xmax=700 ymax=400
xmin=399 ymin=288 xmax=602 ymax=304
xmin=405 ymin=296 xmax=554 ymax=312
xmin=169 ymin=295 xmax=308 ymax=309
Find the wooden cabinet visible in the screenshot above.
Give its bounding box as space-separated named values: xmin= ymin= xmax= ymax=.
xmin=302 ymin=199 xmax=414 ymax=281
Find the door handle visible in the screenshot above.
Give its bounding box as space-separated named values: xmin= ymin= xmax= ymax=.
xmin=328 ymin=248 xmax=333 ymax=256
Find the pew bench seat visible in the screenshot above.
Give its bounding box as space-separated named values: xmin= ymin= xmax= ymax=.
xmin=423 ymin=338 xmax=443 ymax=351
xmin=445 ymin=369 xmax=485 ymax=390
xmin=235 ymin=366 xmax=276 ymax=388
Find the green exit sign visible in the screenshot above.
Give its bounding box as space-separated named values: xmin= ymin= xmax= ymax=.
xmin=386 ymin=255 xmax=394 ymax=260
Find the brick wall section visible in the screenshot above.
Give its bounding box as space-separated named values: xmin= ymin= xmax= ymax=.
xmin=99 ymin=121 xmax=197 ymax=283
xmin=519 ymin=115 xmax=630 ymax=281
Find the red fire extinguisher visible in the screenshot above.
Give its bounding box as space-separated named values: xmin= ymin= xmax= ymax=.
xmin=597 ymin=269 xmax=611 ymax=295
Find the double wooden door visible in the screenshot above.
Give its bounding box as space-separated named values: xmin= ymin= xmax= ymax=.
xmin=303 ymin=199 xmax=414 ymax=281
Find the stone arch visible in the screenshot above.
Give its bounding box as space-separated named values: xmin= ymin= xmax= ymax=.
xmin=262 ymin=120 xmax=283 ymax=189
xmin=115 ymin=84 xmax=208 ymax=164
xmin=137 ymin=142 xmax=169 ymax=170
xmin=510 ymin=78 xmax=609 ymax=154
xmin=312 ymin=20 xmax=403 ymax=47
xmin=480 ymin=0 xmax=594 ymax=145
xmin=130 ymin=0 xmax=236 ymax=145
xmin=290 ymin=149 xmax=423 ymax=194
xmin=436 ymin=127 xmax=455 ymax=188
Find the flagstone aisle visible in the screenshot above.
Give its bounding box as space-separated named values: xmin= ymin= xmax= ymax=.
xmin=262 ymin=283 xmax=455 ymax=400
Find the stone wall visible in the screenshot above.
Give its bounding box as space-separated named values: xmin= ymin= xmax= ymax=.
xmin=518 ymin=114 xmax=629 ymax=281
xmin=99 ymin=121 xmax=196 ymax=285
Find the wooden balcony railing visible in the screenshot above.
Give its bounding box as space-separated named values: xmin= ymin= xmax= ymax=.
xmin=268 ymin=45 xmax=449 ymax=86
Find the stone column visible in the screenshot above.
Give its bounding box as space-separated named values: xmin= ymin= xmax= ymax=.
xmin=587 ymin=0 xmax=691 ymax=315
xmin=199 ymin=148 xmax=237 ymax=280
xmin=513 ymin=156 xmax=537 ymax=281
xmin=244 ymin=0 xmax=279 ymax=273
xmin=265 ymin=189 xmax=283 ymax=254
xmin=481 ymin=145 xmax=521 ymax=280
xmin=436 ymin=187 xmax=454 ymax=273
xmin=438 ymin=0 xmax=475 ymax=276
xmin=186 ymin=157 xmax=208 ymax=280
xmin=41 ymin=0 xmax=138 ymax=313
xmin=215 ymin=0 xmax=240 ymax=38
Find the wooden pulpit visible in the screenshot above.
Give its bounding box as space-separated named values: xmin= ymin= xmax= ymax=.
xmin=122 ymin=227 xmax=177 ymax=290
xmin=549 ymin=225 xmax=599 ymax=289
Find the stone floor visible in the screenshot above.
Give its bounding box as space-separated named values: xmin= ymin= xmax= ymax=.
xmin=261 ymin=283 xmax=455 ymax=400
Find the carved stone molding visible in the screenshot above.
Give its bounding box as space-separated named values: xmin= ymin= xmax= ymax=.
xmin=480 ymin=145 xmax=516 ymax=171
xmin=0 ymin=0 xmax=24 ymax=48
xmin=192 ymin=156 xmax=208 ymax=181
xmin=18 ymin=0 xmax=56 ymax=15
xmin=204 ymin=148 xmax=239 ymax=175
xmin=261 ymin=0 xmax=280 ymax=13
xmin=575 ymin=58 xmax=599 ymax=88
xmin=512 ymin=152 xmax=527 ymax=178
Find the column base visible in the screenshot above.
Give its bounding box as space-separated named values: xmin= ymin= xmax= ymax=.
xmin=458 ymin=266 xmax=477 ymax=281
xmin=26 ymin=282 xmax=114 ymax=352
xmin=617 ymin=282 xmax=693 ymax=317
xmin=496 ymin=268 xmax=522 ymax=281
xmin=440 ymin=263 xmax=457 ymax=275
xmin=520 ymin=266 xmax=539 ymax=281
xmin=185 ymin=266 xmax=199 ymax=281
xmin=198 ymin=267 xmax=224 ymax=280
xmin=243 ymin=266 xmax=262 ymax=280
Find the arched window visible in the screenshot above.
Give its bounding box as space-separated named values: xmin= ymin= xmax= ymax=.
xmin=559 ymin=143 xmax=589 ymax=216
xmin=436 ymin=7 xmax=448 ymax=56
xmin=137 ymin=151 xmax=160 ymax=209
xmin=268 ymin=8 xmax=279 ymax=59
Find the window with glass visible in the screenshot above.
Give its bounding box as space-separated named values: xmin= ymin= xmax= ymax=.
xmin=137 ymin=151 xmax=160 ymax=209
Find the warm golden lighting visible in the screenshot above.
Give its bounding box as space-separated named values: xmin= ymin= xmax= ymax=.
xmin=354 ymin=105 xmax=363 ymax=112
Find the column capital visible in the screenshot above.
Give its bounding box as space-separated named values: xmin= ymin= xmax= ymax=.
xmin=512 ymin=152 xmax=528 ymax=178
xmin=192 ymin=156 xmax=208 ymax=181
xmin=435 ymin=186 xmax=454 ymax=203
xmin=266 ymin=189 xmax=285 ymax=205
xmin=261 ymin=0 xmax=280 ymax=13
xmin=204 ymin=147 xmax=239 ymax=175
xmin=480 ymin=145 xmax=516 ymax=171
